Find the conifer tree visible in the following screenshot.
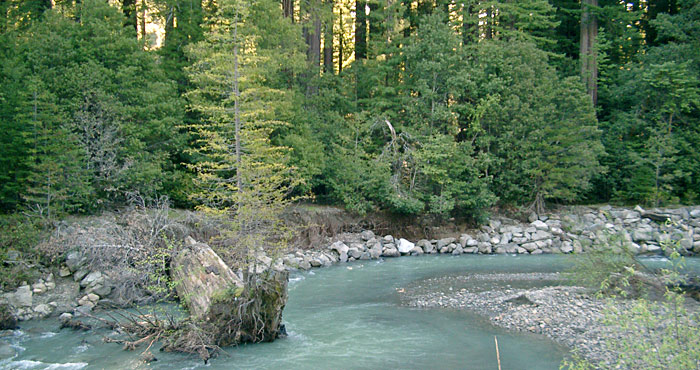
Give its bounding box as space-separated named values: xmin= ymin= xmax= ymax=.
xmin=185 ymin=0 xmax=301 ymax=265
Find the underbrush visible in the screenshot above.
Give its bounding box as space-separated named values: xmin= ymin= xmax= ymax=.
xmin=0 ymin=214 xmax=45 ymax=289
xmin=563 ymin=221 xmax=700 ymax=369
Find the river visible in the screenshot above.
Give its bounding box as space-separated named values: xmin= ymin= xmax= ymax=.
xmin=1 ymin=254 xmax=696 ymax=369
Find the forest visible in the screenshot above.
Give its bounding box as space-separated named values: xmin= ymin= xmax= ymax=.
xmin=0 ymin=0 xmax=698 ymax=222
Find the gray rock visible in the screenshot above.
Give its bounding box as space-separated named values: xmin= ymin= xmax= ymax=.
xmin=690 ymin=209 xmax=700 ymax=218
xmin=437 ymin=238 xmax=456 ymax=249
xmin=80 ymin=271 xmax=104 ymax=288
xmin=383 ymin=235 xmax=395 ymax=243
xmin=330 ymin=241 xmax=349 ymax=255
xmin=58 ymin=266 xmax=71 ymax=277
xmin=74 ymin=305 xmax=93 ymax=316
xmin=90 ymin=284 xmax=112 ymax=297
xmin=360 ymin=230 xmax=375 ymax=241
xmin=494 ymin=246 xmax=506 ymax=254
xmin=504 ymin=244 xmax=517 ymax=254
xmin=309 ymin=259 xmax=322 ymax=267
xmin=560 ymin=241 xmax=573 ymax=254
xmin=349 ymin=242 xmax=366 ymax=252
xmin=459 ymin=234 xmax=473 ymax=248
xmin=477 ymin=242 xmax=492 ymax=254
xmin=410 ymin=247 xmax=424 ymax=255
xmin=318 ymin=254 xmax=332 ymax=267
xmin=632 ymin=229 xmax=653 ymax=242
xmin=516 ymin=246 xmax=528 ymax=254
xmin=338 ymin=251 xmax=348 ymax=263
xmin=360 ymin=251 xmax=371 ymax=260
xmin=9 ymin=285 xmax=33 ymax=307
xmin=33 ymin=303 xmax=53 ymax=318
xmin=500 ymin=233 xmax=512 ymax=245
xmin=59 ymin=312 xmax=73 ymax=323
xmin=452 ymin=246 xmax=464 ymax=255
xmin=348 ymin=248 xmax=362 ymax=259
xmin=32 ymin=282 xmax=47 ymax=294
xmin=73 ymin=268 xmax=89 ymax=282
xmin=397 ymin=238 xmax=415 ymax=254
xmin=531 ymin=249 xmax=544 ymax=255
xmin=531 ymin=220 xmax=549 ymax=231
xmin=369 ymin=245 xmax=382 ymax=259
xmin=521 ymin=242 xmax=538 ymax=252
xmin=528 ymin=212 xmax=538 ymax=223
xmin=530 ymin=230 xmax=552 ymax=241
xmin=283 ymin=256 xmax=300 ymax=268
xmin=299 ymin=260 xmax=312 ymax=270
xmin=463 ymin=247 xmax=477 ymax=254
xmin=645 ymin=244 xmax=661 ymax=253
xmin=65 ymin=251 xmax=85 ymax=272
xmin=382 ymin=247 xmax=400 ymax=257
xmin=417 ymin=240 xmax=435 ymax=254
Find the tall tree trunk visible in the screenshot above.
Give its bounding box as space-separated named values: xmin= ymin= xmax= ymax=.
xmin=122 ymin=0 xmax=137 ymax=34
xmin=305 ymin=10 xmax=321 ymax=69
xmin=233 ymin=20 xmax=242 ymax=194
xmin=485 ymin=6 xmax=492 ymax=39
xmin=140 ymin=0 xmax=147 ymax=41
xmin=164 ymin=3 xmax=174 ymax=47
xmin=462 ymin=0 xmax=476 ymax=45
xmin=580 ymin=0 xmax=598 ymax=105
xmin=282 ymin=0 xmax=294 ymax=21
xmin=355 ymin=0 xmax=367 ymax=60
xmin=323 ymin=1 xmax=334 ymax=75
xmin=338 ymin=13 xmax=344 ymax=73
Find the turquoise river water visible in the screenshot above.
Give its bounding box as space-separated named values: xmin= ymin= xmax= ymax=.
xmin=1 ymin=254 xmax=696 ymax=370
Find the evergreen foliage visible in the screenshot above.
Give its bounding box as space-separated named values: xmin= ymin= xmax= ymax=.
xmin=0 ymin=0 xmax=697 ymax=219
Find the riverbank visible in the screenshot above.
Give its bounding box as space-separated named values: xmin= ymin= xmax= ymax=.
xmin=2 ymin=204 xmax=699 ymax=326
xmin=401 ymin=272 xmax=616 ymax=364
xmin=400 ymin=269 xmax=700 ymax=366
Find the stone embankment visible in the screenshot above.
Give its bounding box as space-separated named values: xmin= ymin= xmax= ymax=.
xmin=1 ymin=205 xmax=699 ymax=323
xmin=280 ymin=205 xmax=700 ymax=271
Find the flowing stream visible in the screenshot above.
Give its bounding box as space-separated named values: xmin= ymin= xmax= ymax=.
xmin=1 ymin=254 xmax=697 ymax=370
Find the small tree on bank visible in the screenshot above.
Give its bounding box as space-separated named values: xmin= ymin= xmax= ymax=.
xmin=185 ymin=0 xmax=299 ymax=268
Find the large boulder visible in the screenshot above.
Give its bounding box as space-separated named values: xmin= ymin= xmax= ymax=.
xmin=329 ymin=241 xmax=349 ymax=255
xmin=65 ymin=251 xmax=86 ymax=273
xmin=397 ymin=239 xmax=415 ymax=254
xmin=171 ymin=237 xmax=288 ymax=346
xmin=171 ymin=237 xmax=245 ymax=318
xmin=417 ymin=240 xmax=435 ymax=254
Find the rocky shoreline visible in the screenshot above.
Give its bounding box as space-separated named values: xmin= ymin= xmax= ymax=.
xmin=282 ymin=204 xmax=700 ymax=272
xmin=1 ymin=204 xmax=699 ymax=326
xmin=401 ymin=272 xmax=622 ymax=365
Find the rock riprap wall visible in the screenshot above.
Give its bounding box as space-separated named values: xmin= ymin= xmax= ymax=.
xmin=281 ymin=205 xmax=700 ymax=271
xmin=2 ymin=205 xmax=699 ymax=323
